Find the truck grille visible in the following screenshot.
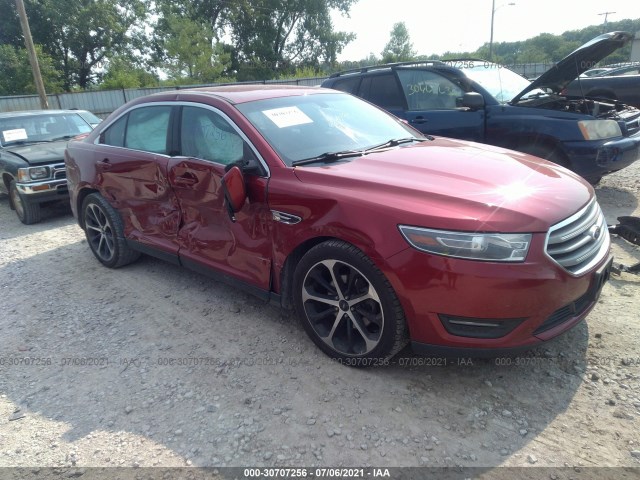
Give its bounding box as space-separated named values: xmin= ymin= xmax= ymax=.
xmin=51 ymin=163 xmax=66 ymax=180
xmin=545 ymin=199 xmax=610 ymax=276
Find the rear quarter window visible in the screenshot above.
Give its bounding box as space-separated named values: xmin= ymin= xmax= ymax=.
xmin=329 ymin=76 xmax=361 ymax=94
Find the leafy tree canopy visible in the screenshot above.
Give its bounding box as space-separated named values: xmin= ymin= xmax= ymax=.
xmin=381 ymin=22 xmax=415 ymax=63
xmin=0 ymin=44 xmax=62 ymax=95
xmin=153 ymin=0 xmax=356 ymax=81
xmin=340 ymin=18 xmax=640 ymax=73
xmin=0 ymin=0 xmax=149 ymax=90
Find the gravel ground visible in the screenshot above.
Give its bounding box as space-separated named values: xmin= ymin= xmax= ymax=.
xmin=0 ymin=160 xmax=639 ymax=477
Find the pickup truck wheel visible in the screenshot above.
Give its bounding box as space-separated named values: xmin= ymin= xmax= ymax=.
xmin=9 ymin=180 xmax=41 ymax=224
xmin=82 ymin=193 xmax=140 ymax=268
xmin=293 ymin=240 xmax=408 ymax=365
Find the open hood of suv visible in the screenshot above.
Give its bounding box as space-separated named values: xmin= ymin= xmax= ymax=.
xmin=512 ymin=31 xmax=633 ymax=104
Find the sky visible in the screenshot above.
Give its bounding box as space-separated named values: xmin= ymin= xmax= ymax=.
xmin=331 ymin=0 xmax=639 ymax=61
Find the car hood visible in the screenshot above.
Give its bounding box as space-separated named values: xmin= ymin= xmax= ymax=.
xmin=512 ymin=31 xmax=633 ymax=103
xmin=1 ymin=141 xmax=67 ymax=165
xmin=292 ymin=138 xmax=593 ymax=233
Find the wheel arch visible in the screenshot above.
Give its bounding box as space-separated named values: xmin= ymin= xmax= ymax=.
xmin=278 ymin=235 xmax=336 ymax=310
xmin=76 ymin=187 xmax=100 ymax=229
xmin=3 ymin=173 xmax=15 ymax=209
xmin=509 ymin=135 xmax=572 ymax=168
xmin=2 ymin=173 xmax=14 ymax=191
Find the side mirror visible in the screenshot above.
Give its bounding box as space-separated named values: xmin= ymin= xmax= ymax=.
xmin=221 ymin=165 xmax=247 ymax=222
xmin=461 ymin=92 xmax=485 ymax=110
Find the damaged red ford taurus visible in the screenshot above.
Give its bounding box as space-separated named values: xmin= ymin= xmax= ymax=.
xmin=64 ymin=86 xmax=612 ymax=363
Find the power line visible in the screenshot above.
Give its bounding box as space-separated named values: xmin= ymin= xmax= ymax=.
xmin=598 ymin=11 xmax=616 ymax=33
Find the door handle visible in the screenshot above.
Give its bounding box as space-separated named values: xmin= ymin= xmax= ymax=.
xmin=410 ymin=117 xmax=428 ymax=124
xmin=174 ymin=173 xmax=198 ymax=186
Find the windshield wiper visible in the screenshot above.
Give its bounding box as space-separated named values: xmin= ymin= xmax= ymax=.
xmin=291 ymin=137 xmax=429 ymax=167
xmin=291 ymin=149 xmax=364 ymax=167
xmin=364 ymin=137 xmax=431 ymax=152
xmin=51 ymin=134 xmax=76 ymax=141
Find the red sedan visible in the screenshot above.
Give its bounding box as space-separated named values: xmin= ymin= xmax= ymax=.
xmin=64 ymin=86 xmax=612 ymax=364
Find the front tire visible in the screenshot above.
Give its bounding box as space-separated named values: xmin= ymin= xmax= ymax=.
xmin=9 ymin=180 xmax=41 ymax=224
xmin=82 ymin=193 xmax=140 ymax=268
xmin=293 ymin=240 xmax=408 ymax=365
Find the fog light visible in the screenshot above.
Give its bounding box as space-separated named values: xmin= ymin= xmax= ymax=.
xmin=439 ymin=315 xmax=526 ymax=339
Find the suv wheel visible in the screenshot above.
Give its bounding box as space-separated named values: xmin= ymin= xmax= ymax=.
xmin=82 ymin=193 xmax=140 ymax=268
xmin=9 ymin=180 xmax=41 ymax=224
xmin=293 ymin=240 xmax=408 ymax=365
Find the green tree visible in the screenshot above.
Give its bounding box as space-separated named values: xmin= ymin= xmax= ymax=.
xmin=162 ymin=14 xmax=230 ymax=83
xmin=152 ymin=0 xmax=356 ymax=81
xmin=100 ymin=56 xmax=159 ymax=90
xmin=0 ymin=44 xmax=62 ymax=95
xmin=0 ymin=0 xmax=149 ymax=90
xmin=381 ymin=22 xmax=416 ymax=63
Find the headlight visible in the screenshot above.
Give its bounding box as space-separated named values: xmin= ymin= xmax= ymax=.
xmin=578 ymin=120 xmax=622 ymax=140
xmin=399 ymin=225 xmax=531 ymax=262
xmin=17 ymin=166 xmax=50 ymax=182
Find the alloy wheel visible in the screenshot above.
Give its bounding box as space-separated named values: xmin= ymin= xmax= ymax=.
xmin=301 ymin=259 xmax=384 ymax=356
xmin=85 ymin=203 xmax=115 ymax=262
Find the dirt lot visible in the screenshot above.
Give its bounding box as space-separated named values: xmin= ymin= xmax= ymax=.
xmin=1 ymin=160 xmax=639 ymax=477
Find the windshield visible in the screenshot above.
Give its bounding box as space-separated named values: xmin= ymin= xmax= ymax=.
xmin=236 ymin=93 xmax=422 ymax=166
xmin=458 ymin=61 xmax=546 ymax=102
xmin=0 ymin=113 xmax=93 ymax=147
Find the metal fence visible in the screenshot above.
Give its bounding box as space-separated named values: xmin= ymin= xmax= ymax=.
xmin=0 ymin=77 xmax=328 ymax=118
xmin=0 ymin=64 xmax=557 ymax=117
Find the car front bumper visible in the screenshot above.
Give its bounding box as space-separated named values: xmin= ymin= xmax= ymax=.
xmin=381 ymin=234 xmax=612 ymax=354
xmin=16 ymin=178 xmax=69 ymax=202
xmin=564 ymin=131 xmax=640 ymax=179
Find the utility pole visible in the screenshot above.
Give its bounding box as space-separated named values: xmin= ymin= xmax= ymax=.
xmin=15 ymin=0 xmax=49 ymax=109
xmin=598 ymin=11 xmax=616 ymax=34
xmin=489 ymin=0 xmax=516 ymax=61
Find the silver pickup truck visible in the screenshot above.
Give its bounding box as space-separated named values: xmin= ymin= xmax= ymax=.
xmin=0 ymin=109 xmax=100 ymax=224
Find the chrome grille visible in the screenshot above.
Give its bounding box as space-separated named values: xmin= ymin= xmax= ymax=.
xmin=51 ymin=163 xmax=66 ymax=180
xmin=545 ymin=199 xmax=610 ymax=276
xmin=625 ymin=115 xmax=640 ymax=136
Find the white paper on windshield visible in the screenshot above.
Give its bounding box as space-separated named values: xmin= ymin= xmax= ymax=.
xmin=262 ymin=106 xmax=313 ymax=128
xmin=2 ymin=128 xmax=28 ymax=142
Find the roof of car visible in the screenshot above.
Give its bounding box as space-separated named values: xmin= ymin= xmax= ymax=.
xmin=327 ymin=60 xmax=449 ymax=79
xmin=168 ymin=84 xmax=331 ymax=104
xmin=0 ymin=109 xmax=90 ymax=118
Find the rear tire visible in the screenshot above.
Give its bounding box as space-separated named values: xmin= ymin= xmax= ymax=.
xmin=293 ymin=240 xmax=408 ymax=366
xmin=82 ymin=193 xmax=140 ymax=268
xmin=9 ymin=180 xmax=41 ymax=224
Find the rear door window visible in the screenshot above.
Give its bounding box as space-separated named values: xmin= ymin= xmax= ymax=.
xmin=359 ymin=74 xmax=406 ymax=110
xmin=100 ymin=106 xmax=172 ymax=154
xmin=125 ymin=106 xmax=172 ymax=154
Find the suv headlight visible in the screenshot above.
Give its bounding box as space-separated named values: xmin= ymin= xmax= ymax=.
xmin=578 ymin=120 xmax=622 ymax=140
xmin=17 ymin=166 xmax=50 ymax=182
xmin=399 ymin=225 xmax=531 ymax=262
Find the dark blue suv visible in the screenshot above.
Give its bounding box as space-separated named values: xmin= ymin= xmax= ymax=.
xmin=322 ymin=32 xmax=640 ymax=184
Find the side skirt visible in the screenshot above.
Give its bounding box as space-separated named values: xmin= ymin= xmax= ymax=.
xmin=125 ymin=239 xmax=282 ymax=307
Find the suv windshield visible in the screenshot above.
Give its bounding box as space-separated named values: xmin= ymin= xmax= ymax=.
xmin=459 ymin=61 xmax=545 ymax=103
xmin=236 ymin=93 xmax=422 ymax=166
xmin=0 ymin=113 xmax=92 ymax=147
